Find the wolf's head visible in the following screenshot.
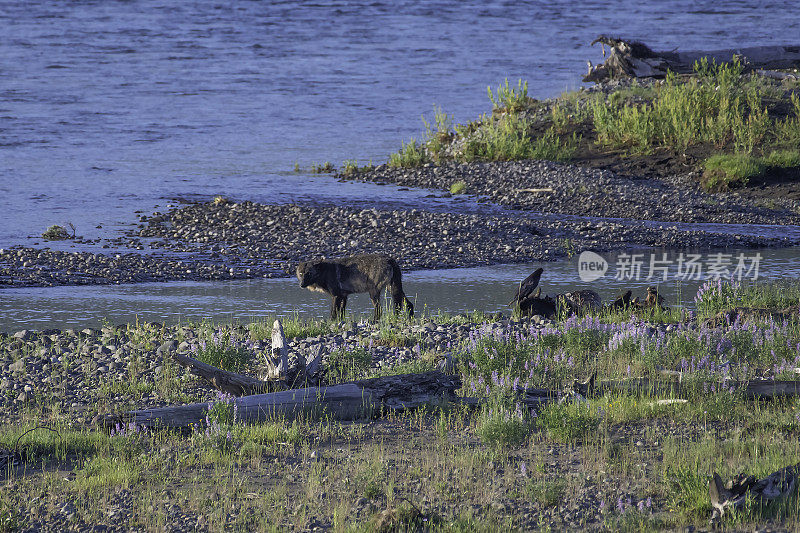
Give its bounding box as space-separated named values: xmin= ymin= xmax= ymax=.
xmin=296 ymin=261 xmax=320 ymax=288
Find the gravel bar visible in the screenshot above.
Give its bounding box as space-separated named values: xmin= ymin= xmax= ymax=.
xmin=343 ymin=160 xmax=800 ymax=226
xmin=1 ymin=201 xmax=795 ymax=288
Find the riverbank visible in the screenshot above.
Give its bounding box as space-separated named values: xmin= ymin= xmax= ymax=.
xmin=341 ymin=158 xmax=800 ymax=225
xmin=2 ymin=281 xmax=800 ymax=531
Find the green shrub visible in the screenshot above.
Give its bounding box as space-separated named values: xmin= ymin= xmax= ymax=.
xmin=341 ymin=159 xmax=358 ymax=176
xmin=449 ymin=180 xmax=467 ymax=195
xmin=388 ymin=138 xmax=429 ymax=167
xmin=776 ymin=92 xmax=800 ymax=148
xmin=488 ymin=78 xmax=532 ymax=113
xmin=42 ymin=224 xmax=71 ymax=240
xmin=310 ymin=161 xmax=334 ymax=173
xmin=461 ymin=115 xmax=576 ymax=163
xmin=592 ymin=58 xmax=773 ymax=154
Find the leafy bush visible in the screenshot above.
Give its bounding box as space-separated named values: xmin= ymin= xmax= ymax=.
xmin=42 ymin=224 xmax=72 ymax=240
xmin=449 ymin=180 xmax=466 ymax=195
xmin=388 ymin=138 xmax=429 ymax=167
xmin=488 ymin=78 xmax=532 ymax=113
xmin=592 ymin=59 xmax=772 ymax=154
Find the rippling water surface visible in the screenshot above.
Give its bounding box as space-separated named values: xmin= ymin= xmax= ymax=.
xmin=2 ymin=0 xmax=799 ymax=246
xmin=2 ymin=247 xmax=798 ymax=332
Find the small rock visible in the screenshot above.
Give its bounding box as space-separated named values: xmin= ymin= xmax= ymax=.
xmin=13 ymin=330 xmax=34 ymax=341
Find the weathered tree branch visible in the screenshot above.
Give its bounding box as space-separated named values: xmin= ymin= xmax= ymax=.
xmin=710 ymin=463 xmax=800 ymax=521
xmin=584 ymin=36 xmax=800 ymax=82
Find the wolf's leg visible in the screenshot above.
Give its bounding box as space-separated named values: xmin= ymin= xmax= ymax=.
xmin=331 ymin=295 xmax=347 ymax=320
xmin=369 ymin=290 xmax=382 ymax=321
xmin=390 ymin=285 xmax=414 ymax=318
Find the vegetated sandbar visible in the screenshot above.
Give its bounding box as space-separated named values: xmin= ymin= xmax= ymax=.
xmin=341 ymin=66 xmax=800 ymax=224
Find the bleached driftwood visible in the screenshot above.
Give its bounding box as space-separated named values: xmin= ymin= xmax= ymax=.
xmin=517 ymin=188 xmax=554 ymax=194
xmin=172 ymin=351 xmax=275 ymax=396
xmin=172 ymin=319 xmax=325 ymax=395
xmin=261 ymin=319 xmax=289 ymax=381
xmin=115 ymin=371 xmax=461 ymax=428
xmin=584 ymin=36 xmax=800 ymax=82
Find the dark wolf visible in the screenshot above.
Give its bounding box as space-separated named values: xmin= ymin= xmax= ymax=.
xmin=296 ymin=254 xmax=414 ymax=320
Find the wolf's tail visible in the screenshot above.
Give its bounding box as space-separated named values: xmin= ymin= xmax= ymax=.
xmin=389 ymin=258 xmax=414 ymax=317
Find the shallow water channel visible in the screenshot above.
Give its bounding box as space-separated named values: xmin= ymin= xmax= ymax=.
xmin=2 ymin=247 xmax=799 ymax=333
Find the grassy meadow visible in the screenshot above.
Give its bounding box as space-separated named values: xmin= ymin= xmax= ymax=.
xmin=2 ymin=280 xmax=800 ymax=530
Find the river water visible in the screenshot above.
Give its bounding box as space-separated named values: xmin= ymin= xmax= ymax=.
xmin=3 ymin=0 xmax=799 ymax=246
xmin=1 ymin=247 xmax=797 ymax=332
xmin=2 ymin=1 xmax=800 ymax=330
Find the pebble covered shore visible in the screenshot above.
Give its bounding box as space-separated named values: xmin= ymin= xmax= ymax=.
xmin=343 ymin=159 xmax=800 ymax=225
xmin=0 ymin=314 xmax=538 ymax=424
xmin=2 ymin=312 xmax=694 ymax=426
xmin=1 ymin=198 xmax=795 ymax=289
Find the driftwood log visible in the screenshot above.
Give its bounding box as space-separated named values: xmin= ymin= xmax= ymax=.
xmin=710 ymin=463 xmax=800 ymax=521
xmin=118 ymin=371 xmax=461 ymax=428
xmin=584 ymin=36 xmax=800 ymax=82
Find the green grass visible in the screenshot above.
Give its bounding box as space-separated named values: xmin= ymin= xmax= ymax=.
xmin=476 ymin=398 xmax=531 ymax=448
xmin=702 ymin=153 xmax=766 ymax=190
xmin=702 ymin=149 xmax=800 ymax=191
xmin=248 ymin=314 xmax=335 ymax=340
xmin=763 ymin=148 xmax=800 ymax=168
xmin=694 ymin=279 xmax=800 ymax=317
xmin=194 ymin=329 xmax=251 ymax=371
xmin=325 ymin=346 xmax=372 ymax=383
xmin=536 ymin=401 xmax=601 ymax=443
